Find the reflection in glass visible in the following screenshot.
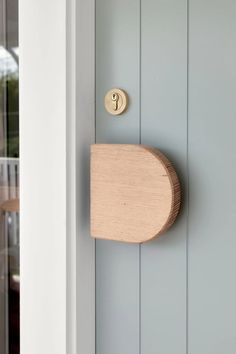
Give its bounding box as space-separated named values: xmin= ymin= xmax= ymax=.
xmin=0 ymin=0 xmax=19 ymax=353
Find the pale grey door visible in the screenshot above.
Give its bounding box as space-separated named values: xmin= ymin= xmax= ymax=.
xmin=95 ymin=1 xmax=236 ymax=353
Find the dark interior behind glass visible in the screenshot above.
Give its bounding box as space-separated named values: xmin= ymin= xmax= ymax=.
xmin=0 ymin=0 xmax=19 ymax=353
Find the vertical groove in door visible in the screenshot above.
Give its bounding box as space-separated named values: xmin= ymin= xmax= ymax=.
xmin=139 ymin=1 xmax=142 ymax=354
xmin=186 ymin=1 xmax=189 ymax=353
xmin=139 ymin=0 xmax=142 ymax=146
xmin=141 ymin=1 xmax=188 ymax=353
xmin=94 ymin=0 xmax=97 ymax=352
xmin=139 ymin=245 xmax=142 ymax=354
xmin=95 ymin=0 xmax=141 ymax=354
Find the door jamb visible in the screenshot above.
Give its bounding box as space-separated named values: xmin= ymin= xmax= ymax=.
xmin=75 ymin=0 xmax=96 ymax=353
xmin=20 ymin=0 xmax=95 ymax=352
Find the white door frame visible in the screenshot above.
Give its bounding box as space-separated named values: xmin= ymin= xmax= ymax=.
xmin=19 ymin=0 xmax=95 ymax=353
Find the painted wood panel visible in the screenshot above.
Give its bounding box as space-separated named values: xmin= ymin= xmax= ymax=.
xmin=188 ymin=1 xmax=236 ymax=352
xmin=141 ymin=1 xmax=188 ymax=353
xmin=96 ymin=0 xmax=236 ymax=353
xmin=96 ymin=0 xmax=140 ymax=145
xmin=20 ymin=0 xmax=67 ymax=353
xmin=95 ymin=0 xmax=140 ymax=353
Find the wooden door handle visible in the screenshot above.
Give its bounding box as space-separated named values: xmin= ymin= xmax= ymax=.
xmin=90 ymin=144 xmax=181 ymax=243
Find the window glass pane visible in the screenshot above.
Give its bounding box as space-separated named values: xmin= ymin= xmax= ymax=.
xmin=0 ymin=0 xmax=19 ymax=353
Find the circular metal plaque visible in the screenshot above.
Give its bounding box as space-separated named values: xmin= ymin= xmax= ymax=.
xmin=104 ymin=88 xmax=128 ymax=115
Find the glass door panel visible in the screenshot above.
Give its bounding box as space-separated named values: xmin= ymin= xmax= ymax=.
xmin=0 ymin=0 xmax=19 ymax=353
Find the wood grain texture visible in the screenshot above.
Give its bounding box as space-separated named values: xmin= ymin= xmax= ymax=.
xmin=91 ymin=144 xmax=181 ymax=243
